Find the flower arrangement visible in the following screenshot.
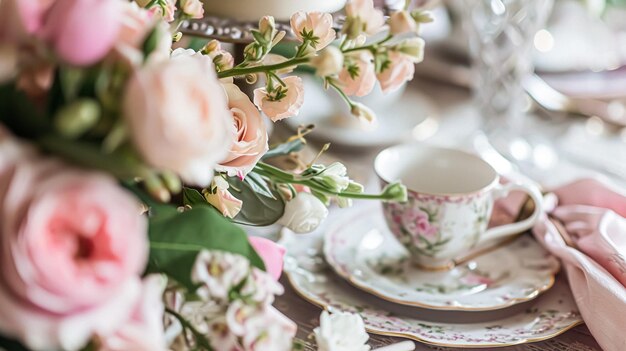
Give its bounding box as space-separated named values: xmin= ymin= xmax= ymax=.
xmin=0 ymin=0 xmax=430 ymax=349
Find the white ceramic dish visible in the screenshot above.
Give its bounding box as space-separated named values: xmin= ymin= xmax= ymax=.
xmin=282 ymin=229 xmax=582 ymax=348
xmin=323 ymin=205 xmax=560 ymax=311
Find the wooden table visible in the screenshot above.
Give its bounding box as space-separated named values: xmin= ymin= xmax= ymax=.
xmin=269 ymin=78 xmax=606 ymax=350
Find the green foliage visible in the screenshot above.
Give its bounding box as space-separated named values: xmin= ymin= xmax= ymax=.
xmin=183 ymin=187 xmax=206 ymax=207
xmin=0 ymin=83 xmax=50 ymax=139
xmin=228 ymin=176 xmax=285 ymax=227
xmin=0 ymin=336 xmax=30 ymax=351
xmin=125 ymin=184 xmax=265 ymax=291
xmin=261 ymin=138 xmax=305 ymax=160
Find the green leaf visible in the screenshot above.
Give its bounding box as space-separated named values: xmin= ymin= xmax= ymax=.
xmin=228 ymin=176 xmax=285 ymax=226
xmin=0 ymin=335 xmax=30 ymax=351
xmin=0 ymin=83 xmax=51 ymax=139
xmin=261 ymin=138 xmax=305 ymax=160
xmin=147 ymin=205 xmax=265 ymax=290
xmin=142 ymin=26 xmax=161 ymax=60
xmin=244 ymin=171 xmax=275 ymax=199
xmin=183 ymin=187 xmax=207 ymax=207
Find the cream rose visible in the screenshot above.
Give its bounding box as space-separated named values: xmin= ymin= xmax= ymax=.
xmin=338 ymin=51 xmax=376 ymax=97
xmin=217 ymin=83 xmax=269 ymax=176
xmin=123 ymin=52 xmax=232 ymax=187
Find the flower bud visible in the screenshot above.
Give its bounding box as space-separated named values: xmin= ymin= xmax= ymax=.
xmin=350 ymin=103 xmax=377 ymax=124
xmin=395 ymin=37 xmax=425 ymax=63
xmin=201 ymin=40 xmax=220 ymax=55
xmin=310 ymin=46 xmax=344 ymax=77
xmin=389 ymin=11 xmax=418 ymax=35
xmin=317 ymin=162 xmax=350 ymax=192
xmin=411 ymin=10 xmax=434 ymax=24
xmin=278 ymin=192 xmax=329 ymax=233
xmin=259 ymin=16 xmax=277 ymax=41
xmin=342 ymin=17 xmax=363 ymax=39
xmin=53 ymin=99 xmax=101 ymax=138
xmin=203 ymin=176 xmax=243 ymax=218
xmin=381 ymin=182 xmax=408 ymax=202
xmin=180 ymin=0 xmax=204 ymax=19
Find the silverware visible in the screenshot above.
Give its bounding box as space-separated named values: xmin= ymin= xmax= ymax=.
xmin=523 ymin=74 xmax=626 ymax=129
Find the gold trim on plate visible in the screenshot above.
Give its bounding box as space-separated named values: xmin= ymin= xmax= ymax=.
xmin=285 ymin=270 xmax=583 ymax=349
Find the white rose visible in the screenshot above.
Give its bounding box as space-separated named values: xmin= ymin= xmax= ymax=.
xmin=123 ymin=53 xmax=232 ymax=187
xmin=278 ymin=192 xmax=329 ymax=233
xmin=314 ymin=311 xmax=370 ymax=351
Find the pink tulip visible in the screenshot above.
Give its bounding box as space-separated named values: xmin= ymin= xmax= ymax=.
xmin=41 ymin=0 xmax=123 ymax=66
xmin=248 ymin=236 xmax=286 ymax=281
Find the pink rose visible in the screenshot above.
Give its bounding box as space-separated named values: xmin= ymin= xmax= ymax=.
xmin=123 ymin=52 xmax=233 ymax=187
xmin=345 ymin=0 xmax=385 ymax=35
xmin=41 ymin=0 xmax=123 ymax=66
xmin=0 ymin=155 xmax=148 ymax=350
xmin=253 ymin=76 xmax=304 ymax=122
xmin=377 ymin=51 xmax=415 ymax=94
xmin=112 ymin=2 xmax=171 ymax=66
xmin=180 ymin=0 xmax=204 ymax=19
xmin=217 ymin=83 xmax=269 ymax=176
xmin=290 ymin=11 xmax=336 ymax=50
xmin=248 ymin=237 xmax=286 ymax=281
xmin=99 ymin=275 xmax=167 ymax=351
xmin=338 ymin=51 xmax=376 ymax=97
xmin=136 ymin=0 xmax=176 ymax=22
xmin=204 ymin=176 xmax=243 ymax=218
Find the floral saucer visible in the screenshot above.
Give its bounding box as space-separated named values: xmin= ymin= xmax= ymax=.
xmin=282 ymin=231 xmax=582 ymax=348
xmin=323 ymin=206 xmax=561 ymax=311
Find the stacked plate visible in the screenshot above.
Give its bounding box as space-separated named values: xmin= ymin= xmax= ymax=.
xmin=280 ymin=204 xmax=583 ymax=348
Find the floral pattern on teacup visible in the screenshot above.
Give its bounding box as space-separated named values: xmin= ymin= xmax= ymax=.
xmin=383 ymin=187 xmax=493 ymax=261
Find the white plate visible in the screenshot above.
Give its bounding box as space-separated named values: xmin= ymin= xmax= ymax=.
xmin=282 ymin=230 xmax=582 ymax=348
xmin=323 ymin=205 xmax=560 ymax=311
xmin=285 ymin=76 xmax=436 ymax=148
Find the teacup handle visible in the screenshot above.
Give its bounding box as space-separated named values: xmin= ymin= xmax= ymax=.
xmin=481 ymin=182 xmax=543 ymax=242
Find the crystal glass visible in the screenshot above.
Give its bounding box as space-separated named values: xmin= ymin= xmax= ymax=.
xmin=464 ymin=0 xmax=553 ymax=133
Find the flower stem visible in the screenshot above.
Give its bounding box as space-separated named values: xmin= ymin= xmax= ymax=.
xmin=254 ymin=162 xmax=401 ymax=201
xmin=342 ymin=34 xmax=393 ymax=54
xmin=217 ymin=57 xmax=309 ymax=79
xmin=327 ymin=79 xmax=355 ymax=109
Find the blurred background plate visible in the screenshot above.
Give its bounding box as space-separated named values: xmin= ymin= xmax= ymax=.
xmin=284 ymin=76 xmax=438 ymax=148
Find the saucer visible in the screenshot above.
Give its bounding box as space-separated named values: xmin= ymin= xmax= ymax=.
xmin=282 ymin=230 xmax=582 ymax=348
xmin=323 ymin=205 xmax=561 ymax=311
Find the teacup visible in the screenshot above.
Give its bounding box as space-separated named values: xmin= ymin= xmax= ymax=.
xmin=374 ymin=144 xmax=543 ymax=270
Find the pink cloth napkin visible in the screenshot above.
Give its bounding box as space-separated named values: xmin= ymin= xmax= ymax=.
xmin=532 ymin=179 xmax=626 ymax=351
